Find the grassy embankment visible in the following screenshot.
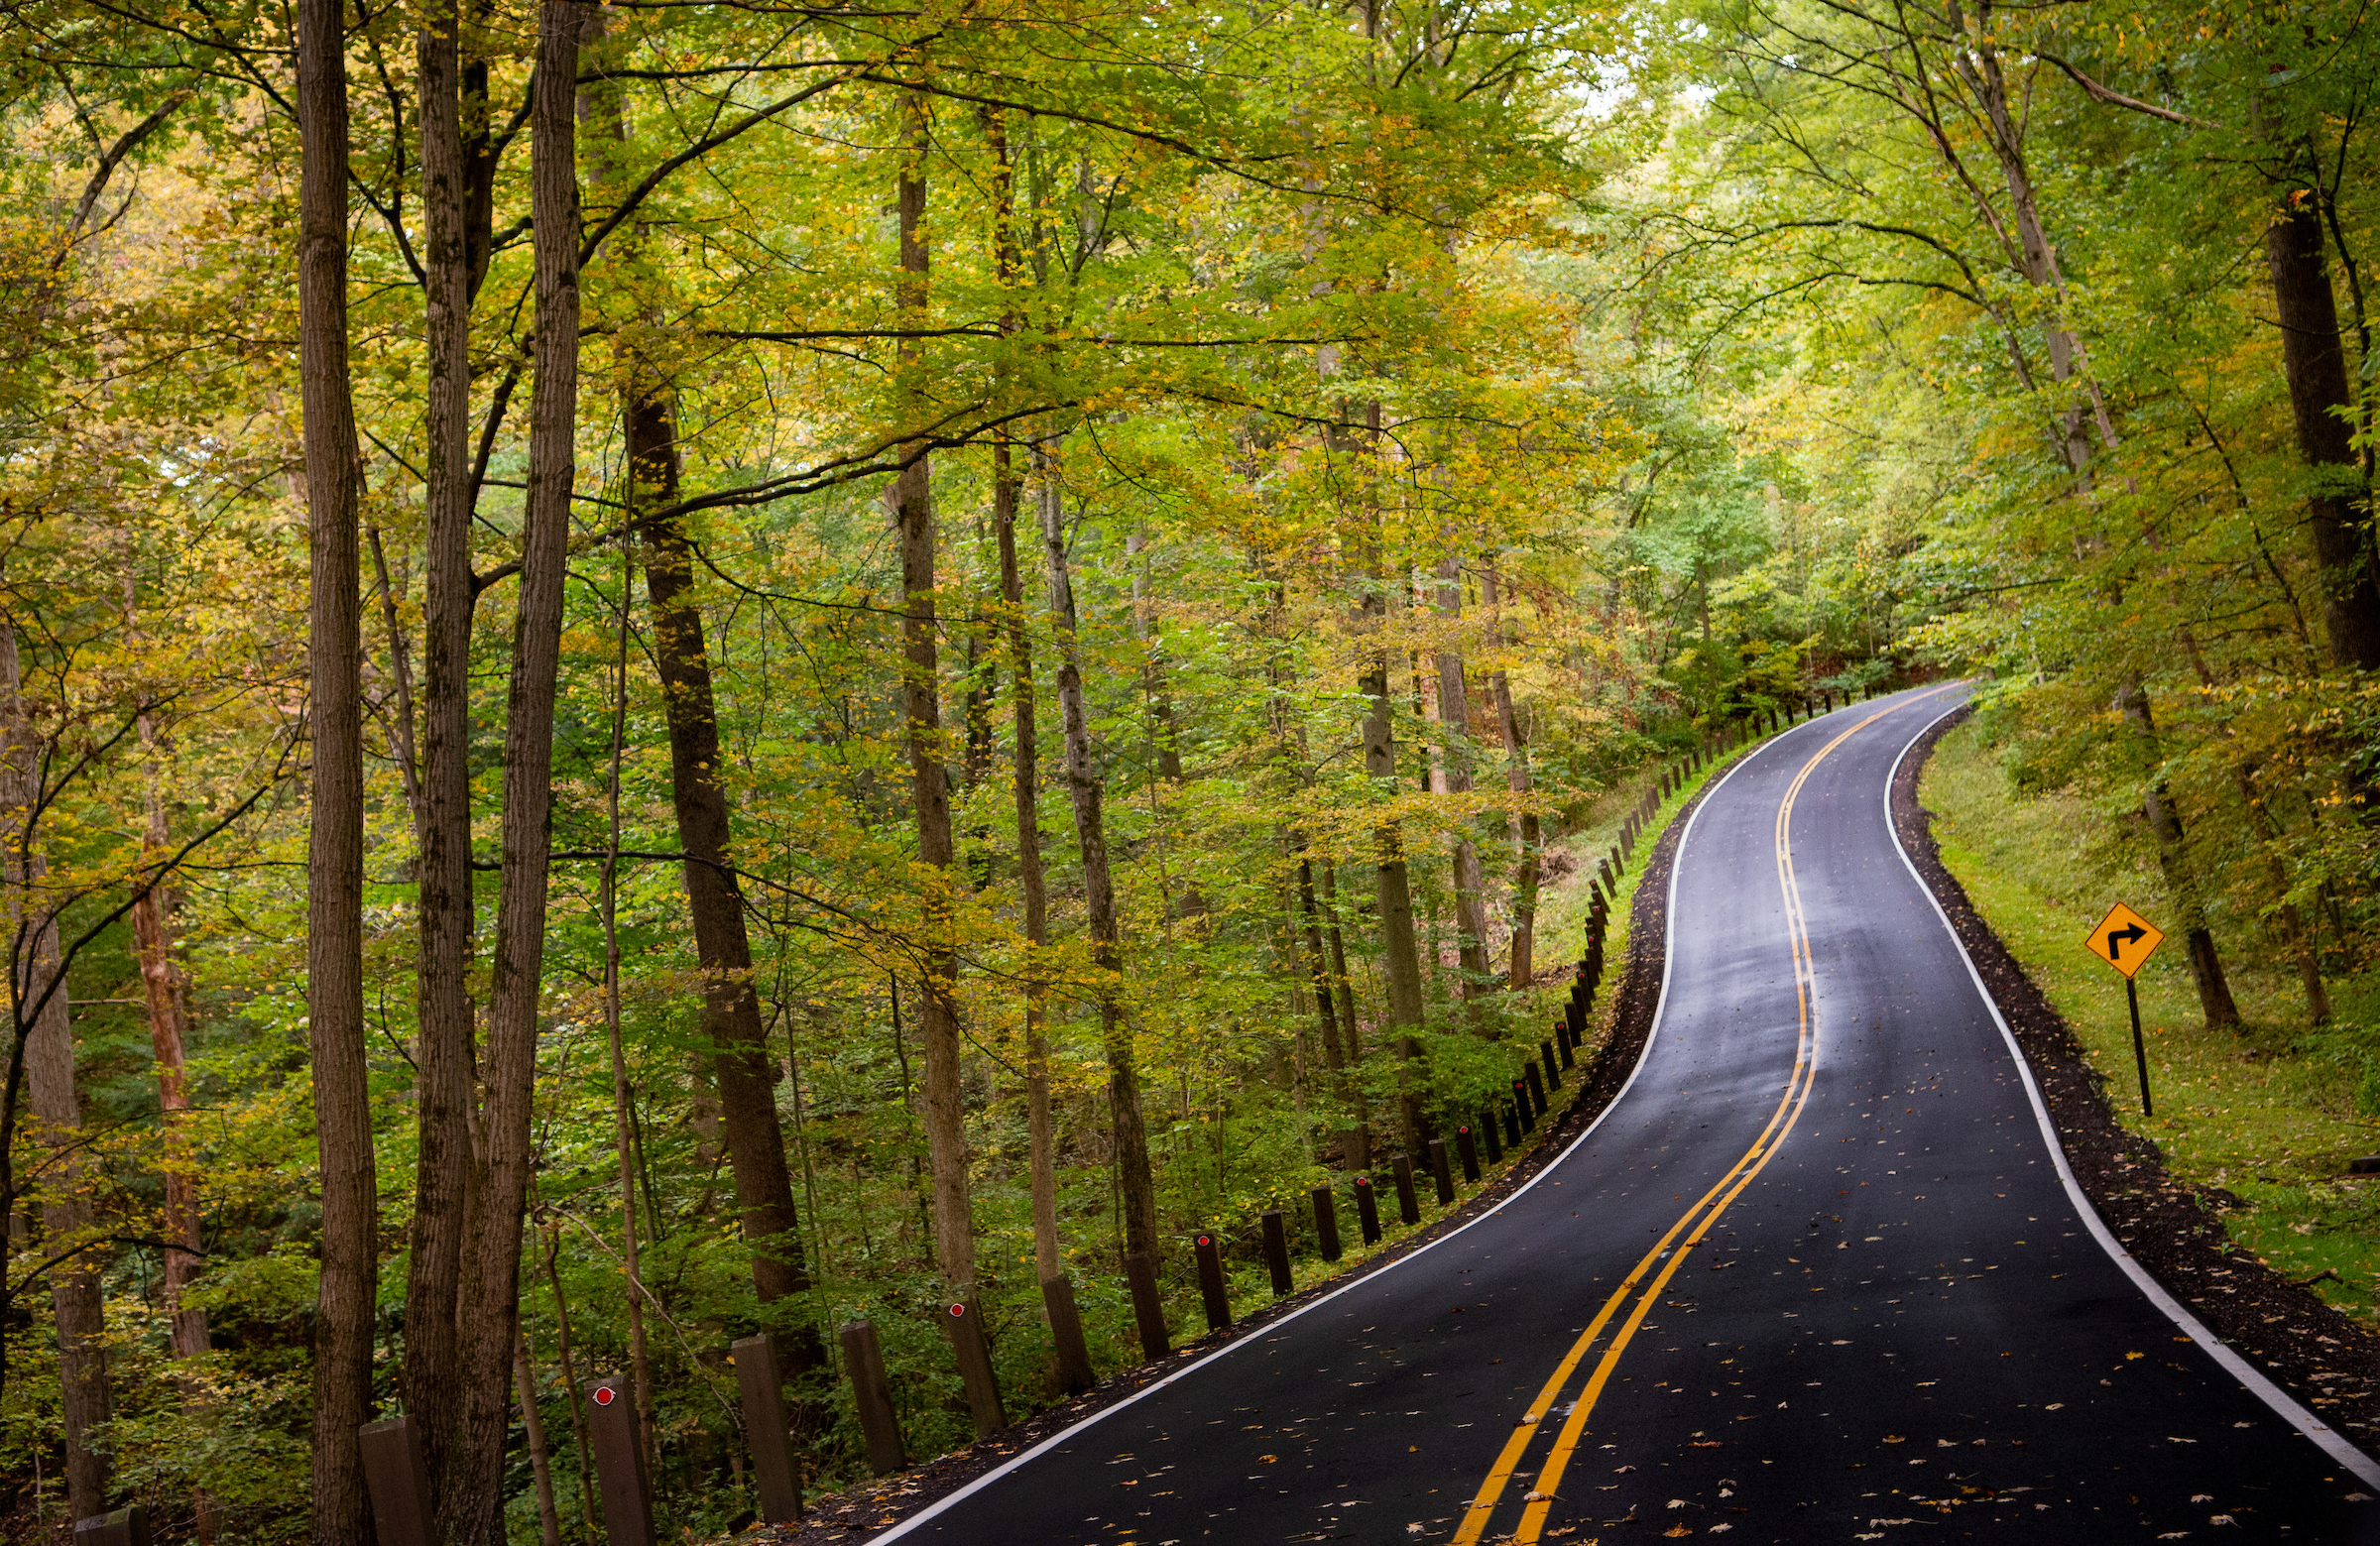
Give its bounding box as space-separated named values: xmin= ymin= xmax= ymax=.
xmin=1920 ymin=715 xmax=2380 ymax=1326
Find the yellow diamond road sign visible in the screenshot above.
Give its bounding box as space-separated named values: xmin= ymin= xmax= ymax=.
xmin=2084 ymin=901 xmax=2165 ymax=980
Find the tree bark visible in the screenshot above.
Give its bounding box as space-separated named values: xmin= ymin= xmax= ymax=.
xmin=2116 ymin=682 xmax=2241 ymax=1029
xmin=1294 ymin=854 xmax=1366 ymax=1172
xmin=1037 ymin=441 xmax=1159 ymax=1262
xmin=595 ymin=20 xmax=819 ymax=1327
xmin=639 ymin=423 xmax=821 ymax=1323
xmin=1432 ymin=556 xmax=1490 ymax=1002
xmin=297 ymin=0 xmax=378 ymax=1535
xmin=449 ymin=7 xmax=581 ymax=1537
xmin=406 ymin=2 xmax=478 ymax=1518
xmin=995 ymin=445 xmax=1063 ymax=1280
xmin=1360 ymin=572 xmax=1427 ymax=1147
xmin=1483 ymin=561 xmax=1538 ymax=989
xmin=515 ymin=1330 xmax=563 ymax=1546
xmin=889 ymin=92 xmax=978 ymax=1290
xmin=0 ymin=624 xmax=112 ymax=1522
xmin=2265 ymin=186 xmax=2380 ymax=671
xmin=983 ymin=110 xmax=1066 ymax=1296
xmin=130 ymin=716 xmax=214 ymax=1539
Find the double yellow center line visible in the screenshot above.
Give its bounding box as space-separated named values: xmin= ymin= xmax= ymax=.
xmin=1452 ymin=689 xmax=1954 ymax=1545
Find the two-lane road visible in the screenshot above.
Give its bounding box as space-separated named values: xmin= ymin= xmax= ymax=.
xmin=886 ymin=684 xmax=2380 ymax=1543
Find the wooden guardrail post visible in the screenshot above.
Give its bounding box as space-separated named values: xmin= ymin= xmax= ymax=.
xmin=1260 ymin=1210 xmax=1292 ymax=1295
xmin=1194 ymin=1230 xmax=1232 ymax=1331
xmin=1426 ymin=1138 xmax=1454 ymax=1204
xmin=359 ymin=1414 xmax=433 ymax=1546
xmin=838 ymin=1320 xmax=907 ymax=1476
xmin=71 ymin=1507 xmax=149 ymax=1546
xmin=731 ymin=1332 xmax=803 ymax=1523
xmin=584 ymin=1373 xmax=657 ymax=1546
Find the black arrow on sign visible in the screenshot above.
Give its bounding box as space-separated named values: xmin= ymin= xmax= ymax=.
xmin=2105 ymin=923 xmax=2147 ymax=961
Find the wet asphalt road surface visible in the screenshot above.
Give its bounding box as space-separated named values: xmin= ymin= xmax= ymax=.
xmin=885 ymin=685 xmax=2380 ymax=1544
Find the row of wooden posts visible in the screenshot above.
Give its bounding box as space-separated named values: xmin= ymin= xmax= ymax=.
xmin=87 ymin=687 xmax=1880 ymax=1546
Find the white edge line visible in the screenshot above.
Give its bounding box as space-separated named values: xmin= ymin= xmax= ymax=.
xmin=872 ymin=695 xmax=1791 ymax=1538
xmin=1883 ymin=691 xmax=2380 ymax=1488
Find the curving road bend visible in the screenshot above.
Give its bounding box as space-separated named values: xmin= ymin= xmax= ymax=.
xmin=883 ymin=684 xmax=2380 ymax=1544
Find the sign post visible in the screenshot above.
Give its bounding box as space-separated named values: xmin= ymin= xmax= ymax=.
xmin=2083 ymin=901 xmax=2167 ymax=1118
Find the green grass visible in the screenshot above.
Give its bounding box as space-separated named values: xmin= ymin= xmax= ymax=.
xmin=1919 ymin=716 xmax=2380 ymax=1325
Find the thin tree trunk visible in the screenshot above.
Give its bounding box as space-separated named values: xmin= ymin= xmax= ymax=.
xmin=2265 ymin=181 xmax=2380 ymax=671
xmin=1359 ymin=560 xmax=1427 ymax=1147
xmin=995 ymin=446 xmax=1062 ymax=1283
xmin=1432 ymin=556 xmax=1489 ymax=1002
xmin=407 ymin=1 xmax=478 ymax=1518
xmin=1037 ymin=441 xmax=1159 ymax=1262
xmin=450 ymin=8 xmax=581 ymax=1535
xmin=297 ymin=0 xmax=377 ymax=1533
xmin=1483 ymin=561 xmax=1538 ymax=989
xmin=982 ymin=109 xmax=1062 ymax=1293
xmin=889 ymin=92 xmax=978 ymax=1291
xmin=620 ymin=282 xmax=820 ymax=1343
xmin=538 ymin=1225 xmax=596 ymax=1539
xmin=1319 ymin=858 xmax=1368 ymax=1167
xmin=1295 ymin=854 xmax=1365 ymax=1172
xmin=131 ymin=719 xmax=214 ymax=1541
xmin=600 ymin=543 xmax=657 ymax=1463
xmin=1 ymin=625 xmax=111 ymax=1522
xmin=516 ymin=1329 xmax=563 ymax=1546
xmin=2116 ymin=682 xmax=2241 ymax=1029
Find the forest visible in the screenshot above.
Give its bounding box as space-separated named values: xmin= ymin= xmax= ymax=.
xmin=0 ymin=0 xmax=2372 ymax=1535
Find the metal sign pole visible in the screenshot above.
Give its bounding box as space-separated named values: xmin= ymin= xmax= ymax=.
xmin=2128 ymin=976 xmax=2153 ymax=1118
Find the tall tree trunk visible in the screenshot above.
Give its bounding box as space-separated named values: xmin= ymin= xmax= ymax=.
xmin=1354 ymin=491 xmax=1426 ymax=1147
xmin=995 ymin=446 xmax=1064 ymax=1282
xmin=638 ymin=419 xmax=821 ymax=1326
xmin=1294 ymin=855 xmax=1365 ymax=1172
xmin=983 ymin=110 xmax=1064 ymax=1294
xmin=515 ymin=1330 xmax=563 ymax=1546
xmin=2265 ymin=184 xmax=2380 ymax=671
xmin=450 ymin=8 xmax=581 ymax=1536
xmin=297 ymin=0 xmax=377 ymax=1534
xmin=406 ymin=1 xmax=478 ymax=1517
xmin=586 ymin=23 xmax=822 ymax=1335
xmin=2116 ymin=682 xmax=2241 ymax=1029
xmin=1432 ymin=556 xmax=1489 ymax=1002
xmin=1319 ymin=858 xmax=1367 ymax=1166
xmin=131 ymin=722 xmax=213 ymax=1540
xmin=1037 ymin=441 xmax=1159 ymax=1262
xmin=0 ymin=625 xmax=111 ymax=1522
xmin=889 ymin=92 xmax=978 ymax=1290
xmin=1483 ymin=561 xmax=1538 ymax=989
xmin=600 ymin=541 xmax=657 ymax=1461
